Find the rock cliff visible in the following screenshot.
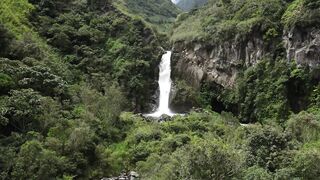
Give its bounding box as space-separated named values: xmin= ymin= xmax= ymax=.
xmin=284 ymin=27 xmax=320 ymax=67
xmin=172 ymin=28 xmax=320 ymax=89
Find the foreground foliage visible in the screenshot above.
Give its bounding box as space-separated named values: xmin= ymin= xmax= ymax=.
xmin=114 ymin=110 xmax=320 ymax=179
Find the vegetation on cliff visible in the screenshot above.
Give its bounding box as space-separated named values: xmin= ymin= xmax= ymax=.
xmin=171 ymin=0 xmax=320 ymax=42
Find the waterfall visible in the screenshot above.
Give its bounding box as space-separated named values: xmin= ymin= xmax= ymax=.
xmin=171 ymin=0 xmax=180 ymax=4
xmin=147 ymin=51 xmax=174 ymax=117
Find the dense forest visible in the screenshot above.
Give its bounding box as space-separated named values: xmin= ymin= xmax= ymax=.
xmin=0 ymin=0 xmax=320 ymax=179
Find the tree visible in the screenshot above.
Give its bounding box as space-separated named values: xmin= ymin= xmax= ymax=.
xmin=138 ymin=138 xmax=244 ymax=179
xmin=12 ymin=140 xmax=67 ymax=179
xmin=286 ymin=111 xmax=320 ymax=143
xmin=17 ymin=66 xmax=67 ymax=96
xmin=246 ymin=126 xmax=291 ymax=172
xmin=291 ymin=142 xmax=320 ymax=179
xmin=2 ymin=89 xmax=45 ymax=133
xmin=243 ymin=166 xmax=273 ymax=180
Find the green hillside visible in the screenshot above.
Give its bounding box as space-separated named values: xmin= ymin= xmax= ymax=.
xmin=172 ymin=0 xmax=320 ymax=42
xmin=176 ymin=0 xmax=208 ymax=11
xmin=114 ymin=0 xmax=181 ymax=34
xmin=0 ymin=0 xmax=164 ymax=178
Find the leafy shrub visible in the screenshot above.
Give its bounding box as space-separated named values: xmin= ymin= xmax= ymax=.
xmin=243 ymin=166 xmax=273 ymax=180
xmin=2 ymin=89 xmax=46 ymax=133
xmin=12 ymin=140 xmax=68 ymax=179
xmin=286 ymin=111 xmax=320 ymax=143
xmin=290 ymin=141 xmax=320 ymax=179
xmin=138 ymin=138 xmax=245 ymax=179
xmin=246 ymin=126 xmax=292 ymax=172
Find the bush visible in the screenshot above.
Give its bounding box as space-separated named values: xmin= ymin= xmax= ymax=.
xmin=246 ymin=126 xmax=292 ymax=172
xmin=291 ymin=141 xmax=320 ymax=179
xmin=243 ymin=166 xmax=273 ymax=180
xmin=286 ymin=111 xmax=320 ymax=143
xmin=12 ymin=140 xmax=67 ymax=179
xmin=138 ymin=139 xmax=244 ymax=179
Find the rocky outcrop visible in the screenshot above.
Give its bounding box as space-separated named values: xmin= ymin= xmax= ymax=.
xmin=284 ymin=27 xmax=320 ymax=67
xmin=173 ymin=28 xmax=320 ymax=89
xmin=172 ymin=33 xmax=269 ymax=88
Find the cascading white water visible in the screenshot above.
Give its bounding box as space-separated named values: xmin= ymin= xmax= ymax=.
xmin=147 ymin=51 xmax=175 ymax=117
xmin=171 ymin=0 xmax=180 ymax=4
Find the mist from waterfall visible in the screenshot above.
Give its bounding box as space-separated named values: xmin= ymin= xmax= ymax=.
xmin=147 ymin=51 xmax=174 ymax=117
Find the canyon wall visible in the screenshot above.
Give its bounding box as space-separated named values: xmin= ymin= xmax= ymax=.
xmin=172 ymin=28 xmax=320 ymax=89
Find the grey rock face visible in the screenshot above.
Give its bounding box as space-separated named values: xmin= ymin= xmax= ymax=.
xmin=284 ymin=27 xmax=320 ymax=67
xmin=173 ymin=28 xmax=320 ymax=88
xmin=173 ymin=36 xmax=267 ymax=88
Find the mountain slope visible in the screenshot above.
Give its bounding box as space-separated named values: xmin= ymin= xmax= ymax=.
xmin=176 ymin=0 xmax=208 ymax=11
xmin=0 ymin=0 xmax=164 ymax=178
xmin=114 ymin=0 xmax=181 ymax=33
